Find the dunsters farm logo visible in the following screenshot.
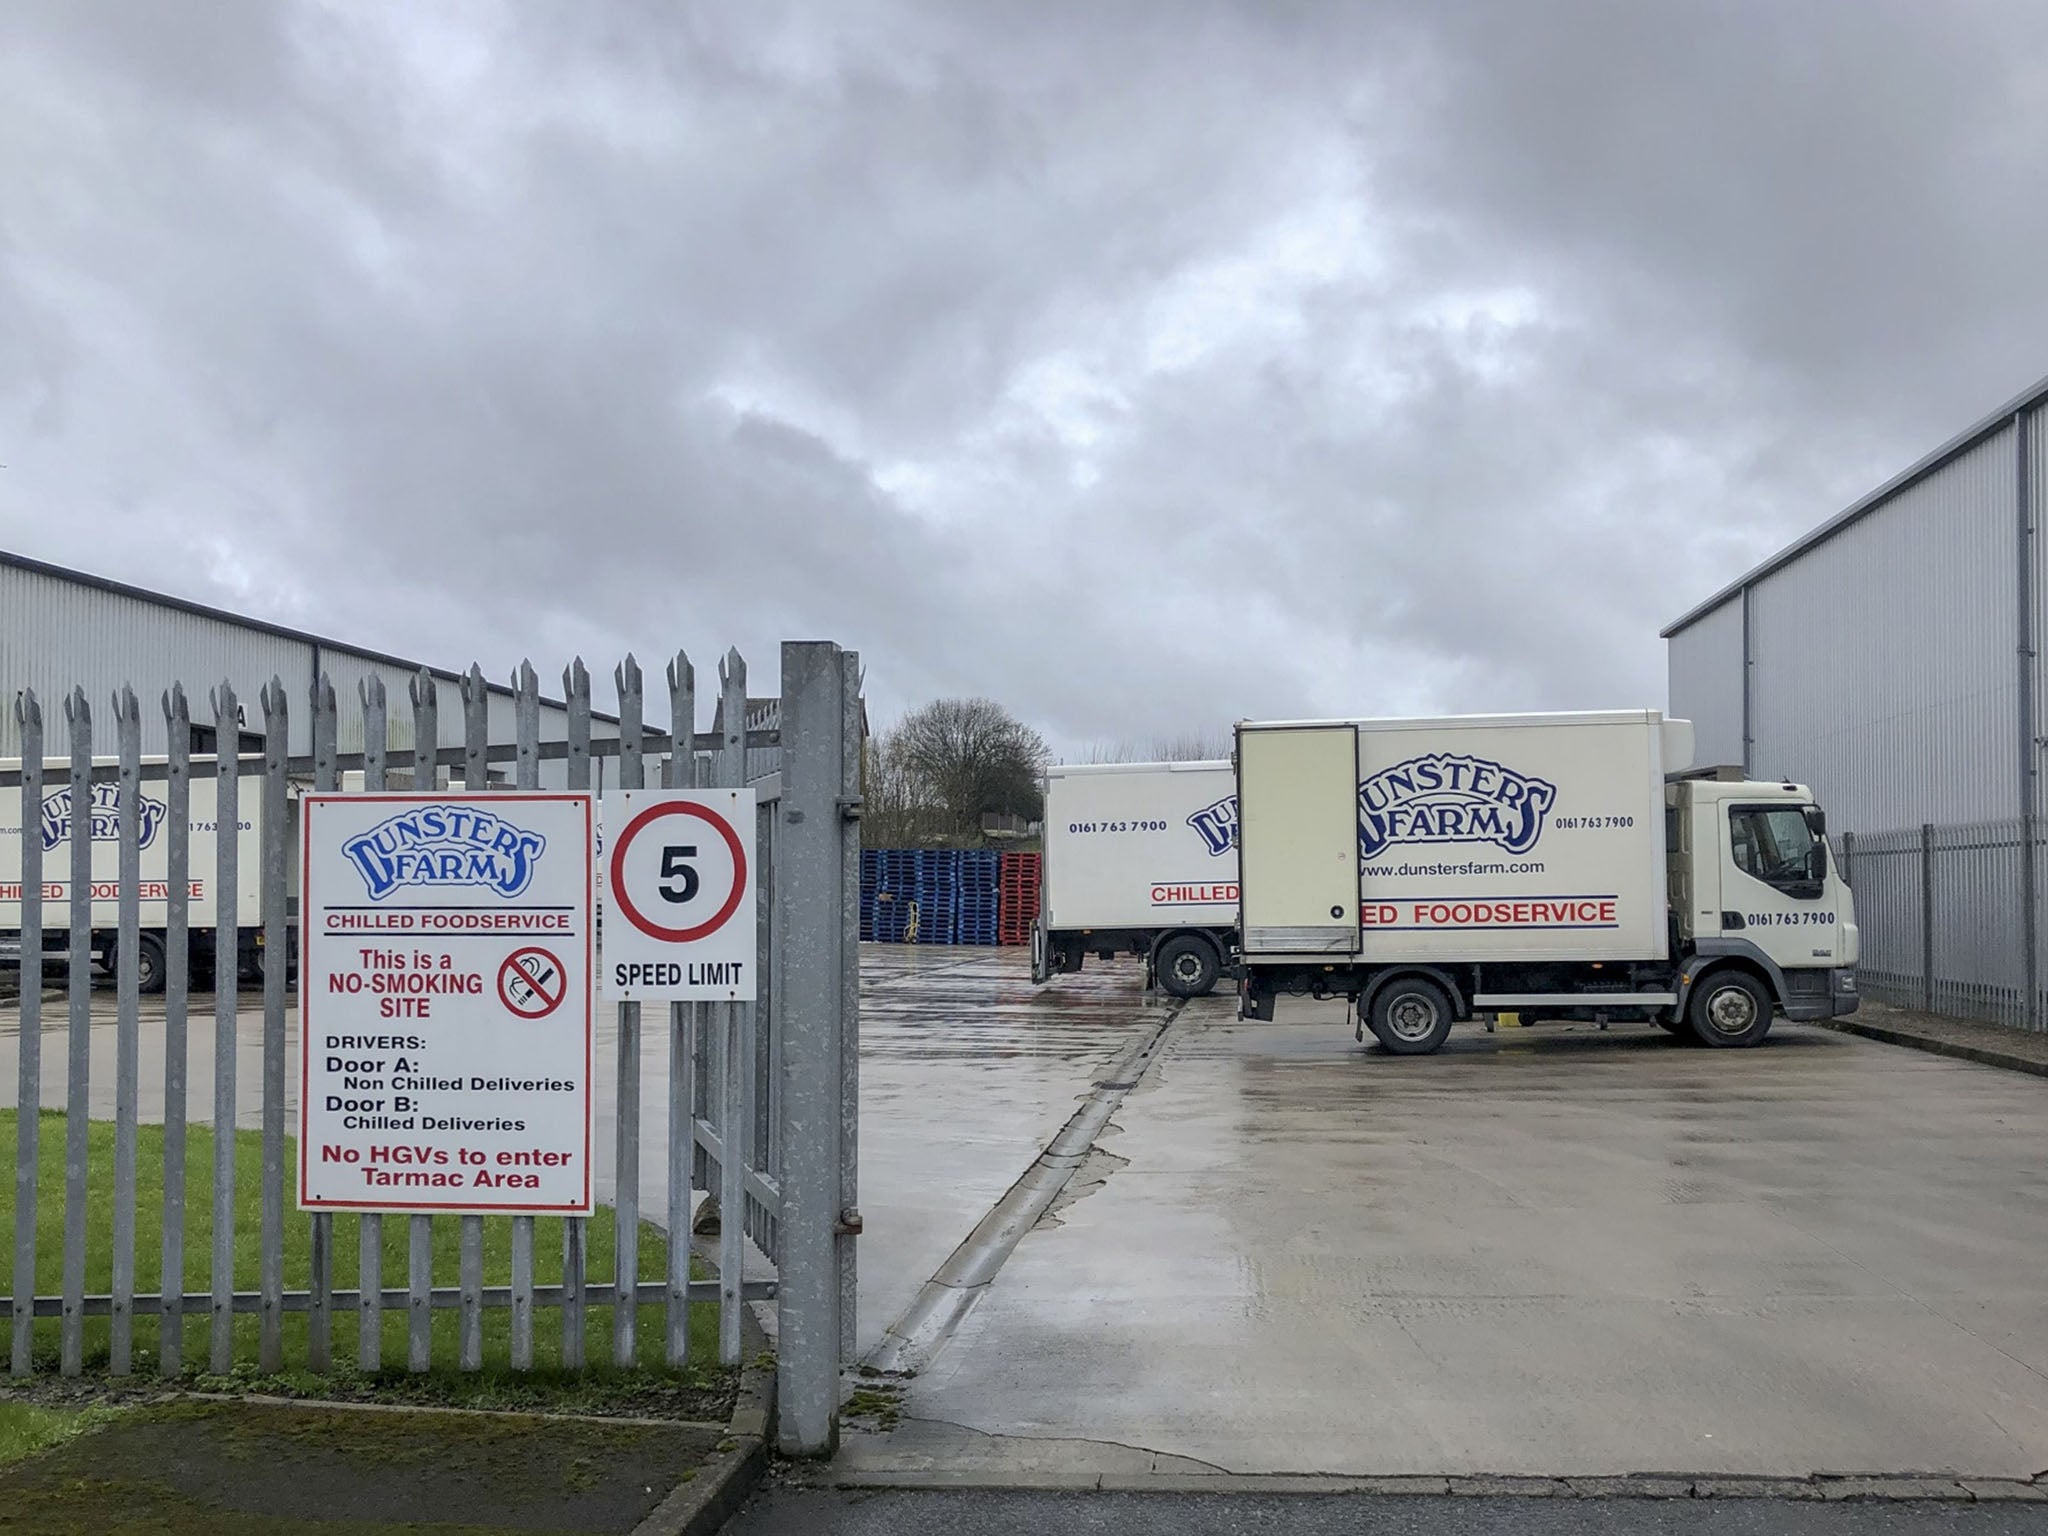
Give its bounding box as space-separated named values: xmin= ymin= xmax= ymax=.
xmin=344 ymin=805 xmax=548 ymax=902
xmin=40 ymin=785 xmax=169 ymax=853
xmin=1187 ymin=795 xmax=1238 ymax=857
xmin=1357 ymin=755 xmax=1557 ymax=860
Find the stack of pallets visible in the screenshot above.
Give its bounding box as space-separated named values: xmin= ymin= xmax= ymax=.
xmin=859 ymin=848 xmax=1043 ymax=945
xmin=860 ymin=848 xmax=920 ymax=943
xmin=998 ymin=850 xmax=1041 ymax=945
xmin=955 ymin=849 xmax=1001 ymax=946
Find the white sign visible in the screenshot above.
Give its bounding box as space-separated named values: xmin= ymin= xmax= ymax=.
xmin=600 ymin=789 xmax=756 ymax=1001
xmin=299 ymin=793 xmax=595 ymax=1215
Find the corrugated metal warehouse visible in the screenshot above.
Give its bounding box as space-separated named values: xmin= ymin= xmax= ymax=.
xmin=1 ymin=550 xmax=625 ymax=785
xmin=1665 ymin=374 xmax=2048 ymax=1031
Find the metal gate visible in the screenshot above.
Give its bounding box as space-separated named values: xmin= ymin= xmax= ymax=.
xmin=2 ymin=639 xmax=859 ymax=1456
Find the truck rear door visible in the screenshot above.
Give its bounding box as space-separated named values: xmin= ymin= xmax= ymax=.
xmin=1236 ymin=724 xmax=1361 ymax=957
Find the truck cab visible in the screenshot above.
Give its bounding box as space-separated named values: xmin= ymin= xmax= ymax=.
xmin=1667 ymin=769 xmax=1860 ymax=1027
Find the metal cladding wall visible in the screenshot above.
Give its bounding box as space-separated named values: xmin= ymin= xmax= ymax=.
xmin=1665 ymin=597 xmax=1744 ymax=769
xmin=1746 ymin=426 xmax=2020 ymax=832
xmin=1 ymin=553 xmax=596 ymax=779
xmin=1 ymin=558 xmax=308 ymax=756
xmin=1667 ymin=383 xmax=2043 ymax=835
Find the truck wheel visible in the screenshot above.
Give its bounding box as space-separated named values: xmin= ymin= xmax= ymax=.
xmin=1370 ymin=977 xmax=1455 ymax=1055
xmin=1687 ymin=971 xmax=1773 ymax=1048
xmin=135 ymin=933 xmax=168 ymax=996
xmin=1156 ymin=934 xmax=1220 ymax=998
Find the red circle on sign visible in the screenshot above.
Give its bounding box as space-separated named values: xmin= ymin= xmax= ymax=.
xmin=498 ymin=946 xmax=566 ymax=1019
xmin=610 ymin=800 xmax=749 ymax=944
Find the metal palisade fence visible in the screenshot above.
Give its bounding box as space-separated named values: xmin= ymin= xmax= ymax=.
xmin=1841 ymin=817 xmax=2046 ymax=1032
xmin=3 ymin=640 xmax=860 ymax=1458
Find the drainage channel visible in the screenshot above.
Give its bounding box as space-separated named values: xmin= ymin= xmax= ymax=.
xmin=861 ymin=999 xmax=1184 ymax=1378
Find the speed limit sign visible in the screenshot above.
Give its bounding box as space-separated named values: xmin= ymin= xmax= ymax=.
xmin=600 ymin=789 xmax=756 ymax=1001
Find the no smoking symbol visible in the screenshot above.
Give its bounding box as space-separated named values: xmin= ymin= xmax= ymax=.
xmin=498 ymin=946 xmax=566 ymax=1020
xmin=610 ymin=801 xmax=748 ymax=944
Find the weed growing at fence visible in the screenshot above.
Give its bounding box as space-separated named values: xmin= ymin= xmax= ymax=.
xmin=1 ymin=1110 xmax=729 ymax=1406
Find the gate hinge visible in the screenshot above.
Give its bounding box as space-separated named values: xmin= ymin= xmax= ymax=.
xmin=837 ymin=797 xmax=863 ymax=821
xmin=835 ymin=1207 xmax=863 ymax=1237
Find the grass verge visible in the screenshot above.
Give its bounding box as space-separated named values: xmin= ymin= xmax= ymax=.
xmin=0 ymin=1401 xmax=117 ymax=1466
xmin=0 ymin=1110 xmax=733 ymax=1416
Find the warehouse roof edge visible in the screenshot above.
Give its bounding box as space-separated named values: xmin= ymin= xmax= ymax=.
xmin=1662 ymin=368 xmax=2048 ymax=638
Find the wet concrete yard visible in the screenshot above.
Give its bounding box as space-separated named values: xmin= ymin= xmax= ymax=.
xmin=847 ymin=951 xmax=2048 ymax=1481
xmin=11 ymin=947 xmax=2048 ymax=1481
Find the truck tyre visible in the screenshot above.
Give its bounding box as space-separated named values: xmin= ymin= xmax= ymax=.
xmin=135 ymin=933 xmax=168 ymax=996
xmin=1687 ymin=970 xmax=1773 ymax=1048
xmin=1156 ymin=933 xmax=1220 ymax=998
xmin=1369 ymin=977 xmax=1456 ymax=1055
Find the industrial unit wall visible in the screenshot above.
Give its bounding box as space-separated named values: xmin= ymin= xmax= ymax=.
xmin=1665 ymin=375 xmax=2048 ymax=1030
xmin=1 ymin=552 xmax=621 ymax=786
xmin=1667 ymin=421 xmax=2026 ymax=832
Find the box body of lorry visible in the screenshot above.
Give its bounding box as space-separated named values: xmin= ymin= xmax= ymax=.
xmin=1239 ymin=711 xmax=1681 ymax=966
xmin=1034 ymin=761 xmax=1240 ymax=995
xmin=2 ymin=763 xmax=286 ymax=989
xmin=1 ymin=770 xmax=263 ymax=931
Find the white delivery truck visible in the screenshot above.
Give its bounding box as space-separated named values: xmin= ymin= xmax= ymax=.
xmin=1 ymin=761 xmax=291 ymax=994
xmin=1030 ymin=760 xmax=1241 ymax=997
xmin=1233 ymin=711 xmax=1859 ymax=1050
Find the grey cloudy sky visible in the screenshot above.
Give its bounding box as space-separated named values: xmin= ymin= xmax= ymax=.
xmin=5 ymin=2 xmax=2048 ymax=751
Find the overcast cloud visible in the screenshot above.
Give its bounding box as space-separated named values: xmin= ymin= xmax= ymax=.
xmin=5 ymin=1 xmax=2048 ymax=751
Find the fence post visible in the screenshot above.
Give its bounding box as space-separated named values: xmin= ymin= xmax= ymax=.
xmin=717 ymin=650 xmax=749 ymax=1367
xmin=358 ymin=678 xmax=389 ymax=1372
xmin=614 ymin=657 xmax=645 ymax=1370
xmin=209 ymin=683 xmax=238 ymax=1375
xmin=664 ymin=652 xmax=696 ymax=1370
xmin=307 ymin=676 xmax=337 ymax=1373
xmin=838 ymin=650 xmax=861 ymax=1363
xmin=61 ymin=688 xmax=91 ymax=1378
xmin=11 ymin=691 xmax=42 ymax=1379
xmin=110 ymin=687 xmax=142 ymax=1376
xmin=259 ymin=679 xmax=289 ymax=1373
xmin=510 ymin=662 xmax=542 ymax=1372
xmin=776 ymin=641 xmax=848 ymax=1457
xmin=160 ymin=688 xmax=191 ymax=1376
xmin=459 ymin=666 xmax=490 ymax=1374
xmin=406 ymin=673 xmax=437 ymax=1373
xmin=561 ymin=661 xmax=591 ymax=1370
xmin=1921 ymin=822 xmax=1936 ymax=1013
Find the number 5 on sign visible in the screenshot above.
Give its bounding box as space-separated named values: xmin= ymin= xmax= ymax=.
xmin=600 ymin=788 xmax=757 ymax=1001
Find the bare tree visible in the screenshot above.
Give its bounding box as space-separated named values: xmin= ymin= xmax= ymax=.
xmin=864 ymin=698 xmax=1050 ymax=846
xmin=1078 ymin=729 xmax=1232 ymax=765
